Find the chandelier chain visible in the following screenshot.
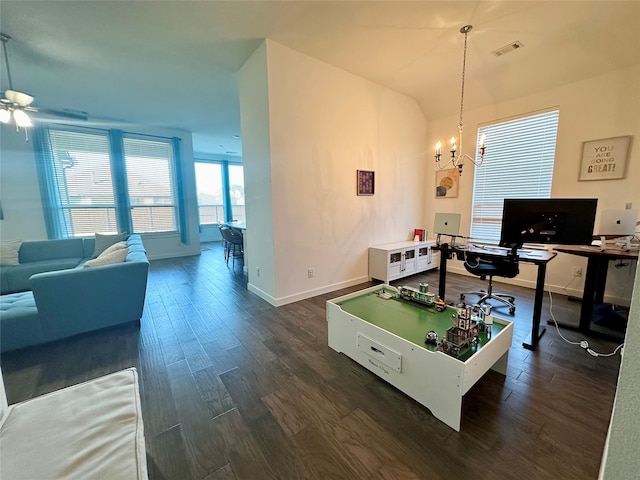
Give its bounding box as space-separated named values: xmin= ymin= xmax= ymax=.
xmin=458 ymin=27 xmax=468 ymax=130
xmin=433 ymin=25 xmax=485 ymax=176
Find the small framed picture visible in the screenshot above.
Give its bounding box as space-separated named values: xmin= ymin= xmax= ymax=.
xmin=435 ymin=168 xmax=459 ymax=198
xmin=579 ymin=135 xmax=631 ymax=181
xmin=357 ymin=170 xmax=375 ymax=195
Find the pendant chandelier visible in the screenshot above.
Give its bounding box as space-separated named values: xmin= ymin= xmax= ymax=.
xmin=0 ymin=33 xmax=36 ymax=141
xmin=435 ymin=25 xmax=485 ymax=176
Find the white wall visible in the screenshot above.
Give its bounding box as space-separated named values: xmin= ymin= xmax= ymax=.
xmin=239 ymin=41 xmax=278 ymax=303
xmin=241 ymin=39 xmax=429 ymax=306
xmin=0 ymin=122 xmax=202 ymax=260
xmin=0 ymin=127 xmax=48 ymax=240
xmin=600 ymin=260 xmax=640 ymax=478
xmin=427 ymin=64 xmax=640 ymax=305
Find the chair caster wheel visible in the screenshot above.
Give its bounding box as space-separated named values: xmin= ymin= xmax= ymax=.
xmin=460 ymin=294 xmax=465 ymax=300
xmin=509 ymin=307 xmax=516 ymax=315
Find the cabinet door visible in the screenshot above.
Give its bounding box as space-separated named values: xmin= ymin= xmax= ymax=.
xmin=388 ymin=250 xmax=403 ymax=280
xmin=428 ymin=249 xmax=440 ymax=270
xmin=417 ymin=246 xmax=430 ymax=270
xmin=403 ymin=247 xmax=417 ymax=275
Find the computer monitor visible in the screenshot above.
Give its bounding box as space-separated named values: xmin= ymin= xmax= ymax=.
xmin=499 ymin=198 xmax=598 ymax=248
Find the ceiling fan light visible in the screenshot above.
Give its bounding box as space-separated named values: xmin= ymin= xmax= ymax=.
xmin=13 ymin=109 xmax=32 ymax=127
xmin=0 ymin=108 xmax=10 ymax=123
xmin=5 ymin=89 xmax=34 ymax=107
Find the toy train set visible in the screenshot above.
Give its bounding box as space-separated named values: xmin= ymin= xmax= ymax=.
xmin=380 ymin=285 xmax=494 ymax=358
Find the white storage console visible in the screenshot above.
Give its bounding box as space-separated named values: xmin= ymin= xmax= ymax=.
xmin=369 ymin=240 xmax=439 ymax=282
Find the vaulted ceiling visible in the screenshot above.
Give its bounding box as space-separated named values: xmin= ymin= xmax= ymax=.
xmin=2 ymin=1 xmax=639 ymax=155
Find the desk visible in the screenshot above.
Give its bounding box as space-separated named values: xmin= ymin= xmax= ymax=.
xmin=553 ymin=245 xmax=638 ymax=337
xmin=224 ymin=221 xmax=246 ymax=231
xmin=433 ymin=244 xmax=557 ymax=351
xmin=327 ymin=284 xmax=513 ymax=431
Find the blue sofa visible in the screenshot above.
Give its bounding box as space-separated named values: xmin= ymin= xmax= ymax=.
xmin=0 ymin=235 xmax=149 ymax=352
xmin=1 ymin=238 xmax=95 ymax=295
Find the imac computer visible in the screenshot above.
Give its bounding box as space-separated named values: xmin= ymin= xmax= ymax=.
xmin=499 ymin=198 xmax=598 ymax=249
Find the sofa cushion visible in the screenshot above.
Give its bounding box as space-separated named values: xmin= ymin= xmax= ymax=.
xmin=84 ymin=247 xmax=129 ymax=267
xmin=93 ymin=233 xmax=127 ymax=258
xmin=0 ymin=240 xmax=22 ymax=266
xmin=18 ymin=239 xmax=86 ymax=263
xmin=0 ymin=367 xmax=148 ymax=479
xmin=0 ymin=291 xmax=43 ymax=352
xmin=4 ymin=259 xmax=83 ymax=295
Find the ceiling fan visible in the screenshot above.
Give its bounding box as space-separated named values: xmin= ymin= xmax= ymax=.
xmin=0 ymin=32 xmax=92 ymax=140
xmin=0 ymin=33 xmax=38 ymax=139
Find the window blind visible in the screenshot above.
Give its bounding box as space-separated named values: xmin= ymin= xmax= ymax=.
xmin=470 ymin=110 xmax=559 ymax=243
xmin=123 ymin=137 xmax=177 ymax=233
xmin=47 ymin=129 xmax=118 ymax=236
xmin=38 ymin=127 xmax=181 ymax=238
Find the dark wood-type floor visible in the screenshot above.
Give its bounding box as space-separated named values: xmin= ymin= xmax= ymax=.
xmin=1 ymin=243 xmax=625 ymax=479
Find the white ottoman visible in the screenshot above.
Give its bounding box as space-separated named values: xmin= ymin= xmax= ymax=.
xmin=0 ymin=367 xmax=148 ymax=479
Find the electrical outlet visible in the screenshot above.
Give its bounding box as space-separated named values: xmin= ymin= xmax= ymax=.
xmin=307 ymin=268 xmax=314 ymax=278
xmin=255 ymin=267 xmax=260 ymax=277
xmin=572 ymin=267 xmax=583 ymax=277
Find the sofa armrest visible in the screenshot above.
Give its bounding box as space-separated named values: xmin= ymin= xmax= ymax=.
xmin=30 ymin=260 xmax=149 ymax=341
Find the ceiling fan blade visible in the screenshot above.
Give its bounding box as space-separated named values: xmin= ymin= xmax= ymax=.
xmin=36 ymin=107 xmax=88 ymax=121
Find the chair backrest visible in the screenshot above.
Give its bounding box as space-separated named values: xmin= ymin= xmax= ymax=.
xmin=463 ymin=248 xmax=519 ymax=279
xmin=220 ymin=227 xmax=243 ymax=245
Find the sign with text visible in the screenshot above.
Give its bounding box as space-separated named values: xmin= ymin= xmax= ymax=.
xmin=579 ymin=135 xmax=631 ymax=181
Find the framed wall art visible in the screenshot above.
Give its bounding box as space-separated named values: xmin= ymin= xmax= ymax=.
xmin=357 ymin=170 xmax=375 ymax=195
xmin=579 ymin=135 xmax=631 ymax=181
xmin=435 ymin=168 xmax=459 ymax=198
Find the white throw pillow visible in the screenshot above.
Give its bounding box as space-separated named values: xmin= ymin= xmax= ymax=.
xmin=93 ymin=233 xmax=127 ymax=258
xmin=99 ymin=241 xmax=128 ymax=257
xmin=0 ymin=240 xmax=22 ymax=266
xmin=84 ymin=247 xmax=129 ymax=267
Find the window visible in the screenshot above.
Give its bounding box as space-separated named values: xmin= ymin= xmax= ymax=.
xmin=228 ymin=164 xmax=245 ymax=223
xmin=470 ymin=109 xmax=559 ymax=244
xmin=35 ymin=127 xmax=181 ymax=238
xmin=46 ymin=129 xmax=118 ymax=236
xmin=194 ymin=161 xmax=244 ymax=225
xmin=123 ymin=136 xmax=177 ymax=233
xmin=194 ymin=162 xmax=224 ymax=224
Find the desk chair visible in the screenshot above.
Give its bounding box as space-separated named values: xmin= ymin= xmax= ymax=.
xmin=460 ymin=246 xmax=519 ymax=315
xmin=220 ymin=226 xmax=244 ymax=270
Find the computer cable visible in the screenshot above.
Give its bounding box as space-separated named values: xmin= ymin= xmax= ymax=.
xmin=545 ymin=272 xmax=624 ymax=358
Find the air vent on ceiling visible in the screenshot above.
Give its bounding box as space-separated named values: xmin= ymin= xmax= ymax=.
xmin=492 ymin=41 xmax=524 ymax=57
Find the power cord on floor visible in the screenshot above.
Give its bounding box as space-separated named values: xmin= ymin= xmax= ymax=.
xmin=546 ymin=274 xmax=624 ymax=358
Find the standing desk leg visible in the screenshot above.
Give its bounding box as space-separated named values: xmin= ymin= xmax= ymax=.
xmin=578 ymin=257 xmax=609 ymax=333
xmin=578 ymin=257 xmax=600 ymax=332
xmin=523 ymin=263 xmax=548 ymax=350
xmin=437 ymin=246 xmax=449 ymax=301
